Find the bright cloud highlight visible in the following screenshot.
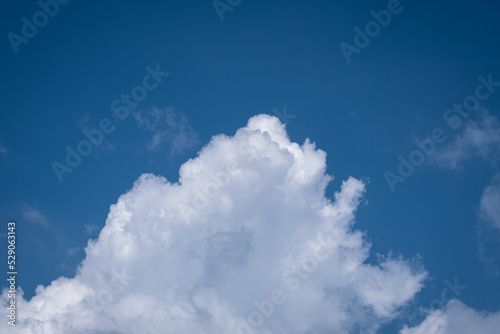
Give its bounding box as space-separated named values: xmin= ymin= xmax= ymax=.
xmin=400 ymin=300 xmax=500 ymax=334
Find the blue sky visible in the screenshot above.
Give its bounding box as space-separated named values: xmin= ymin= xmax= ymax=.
xmin=1 ymin=0 xmax=500 ymax=333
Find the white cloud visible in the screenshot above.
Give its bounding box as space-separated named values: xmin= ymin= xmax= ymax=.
xmin=2 ymin=115 xmax=427 ymax=333
xmin=400 ymin=300 xmax=500 ymax=334
xmin=479 ymin=174 xmax=500 ymax=231
xmin=399 ymin=111 xmax=500 ymax=332
xmin=21 ymin=204 xmax=49 ymax=228
xmin=477 ymin=174 xmax=500 ymax=276
xmin=134 ymin=107 xmax=199 ymax=154
xmin=432 ymin=113 xmax=500 ymax=169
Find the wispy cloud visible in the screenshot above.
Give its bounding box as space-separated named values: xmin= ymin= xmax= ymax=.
xmin=21 ymin=204 xmax=49 ymax=227
xmin=57 ymin=246 xmax=82 ymax=274
xmin=480 ymin=174 xmax=500 ymax=231
xmin=432 ymin=112 xmax=500 ymax=278
xmin=477 ymin=174 xmax=500 ymax=277
xmin=83 ymin=223 xmax=100 ymax=235
xmin=0 ymin=140 xmax=9 ymax=155
xmin=431 ymin=112 xmax=500 ymax=169
xmin=134 ymin=107 xmax=199 ymax=154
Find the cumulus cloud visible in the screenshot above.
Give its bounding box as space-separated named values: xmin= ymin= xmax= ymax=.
xmin=2 ymin=115 xmax=427 ymax=333
xmin=400 ymin=300 xmax=500 ymax=334
xmin=432 ymin=113 xmax=500 ymax=169
xmin=133 ymin=107 xmax=199 ymax=154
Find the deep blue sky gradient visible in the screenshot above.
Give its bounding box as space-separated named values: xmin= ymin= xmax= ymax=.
xmin=1 ymin=1 xmax=500 ymax=332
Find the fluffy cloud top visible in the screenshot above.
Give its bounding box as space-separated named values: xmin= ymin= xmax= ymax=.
xmin=400 ymin=300 xmax=500 ymax=334
xmin=2 ymin=115 xmax=427 ymax=334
